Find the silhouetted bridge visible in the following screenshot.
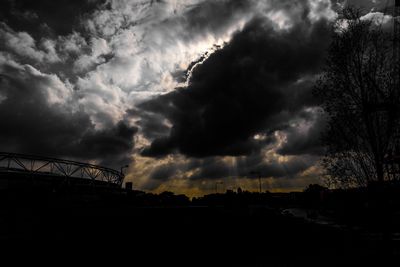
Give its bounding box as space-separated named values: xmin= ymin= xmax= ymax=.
xmin=0 ymin=152 xmax=124 ymax=188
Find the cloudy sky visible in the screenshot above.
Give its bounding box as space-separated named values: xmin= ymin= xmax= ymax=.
xmin=0 ymin=0 xmax=391 ymax=196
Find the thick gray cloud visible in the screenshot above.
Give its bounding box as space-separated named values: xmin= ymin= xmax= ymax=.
xmin=0 ymin=59 xmax=136 ymax=168
xmin=1 ymin=0 xmax=267 ymax=174
xmin=1 ymin=0 xmax=369 ymax=192
xmin=0 ymin=0 xmax=105 ymax=37
xmin=132 ymin=0 xmax=340 ymax=187
xmin=343 ymin=0 xmax=388 ymax=12
xmin=277 ymin=109 xmax=327 ymax=156
xmin=180 ymin=0 xmax=253 ymax=37
xmin=150 ymin=164 xmax=179 ymax=181
xmin=140 ymin=16 xmax=331 ymax=158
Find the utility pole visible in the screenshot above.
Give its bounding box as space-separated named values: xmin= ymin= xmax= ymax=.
xmin=250 ymin=171 xmax=262 ymax=193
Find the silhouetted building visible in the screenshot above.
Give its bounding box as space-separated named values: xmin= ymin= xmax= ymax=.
xmin=125 ymin=182 xmax=133 ymax=191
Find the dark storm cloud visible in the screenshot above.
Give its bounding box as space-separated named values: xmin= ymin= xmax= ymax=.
xmin=232 ymin=152 xmax=317 ymax=179
xmin=0 ymin=0 xmax=106 ymax=37
xmin=187 ymin=158 xmax=233 ymax=180
xmin=277 ymin=110 xmax=327 ymax=156
xmin=128 ymin=108 xmax=171 ymax=140
xmin=0 ymin=62 xmax=136 ymax=167
xmin=150 ymin=164 xmax=178 ymax=181
xmin=79 ymin=121 xmax=137 ymax=166
xmin=140 ymin=16 xmax=331 ymax=158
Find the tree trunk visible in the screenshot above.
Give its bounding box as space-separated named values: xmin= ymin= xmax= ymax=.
xmin=376 ymin=158 xmax=384 ymax=183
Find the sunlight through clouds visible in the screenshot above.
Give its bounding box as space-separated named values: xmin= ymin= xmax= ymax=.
xmin=0 ymin=0 xmax=364 ymax=195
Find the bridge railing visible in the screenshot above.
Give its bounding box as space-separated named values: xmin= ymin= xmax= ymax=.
xmin=0 ymin=152 xmax=124 ymax=186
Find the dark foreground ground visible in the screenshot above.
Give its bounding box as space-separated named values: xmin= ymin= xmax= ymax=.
xmin=2 ymin=191 xmax=399 ymax=267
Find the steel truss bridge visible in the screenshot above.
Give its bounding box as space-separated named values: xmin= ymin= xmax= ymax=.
xmin=0 ymin=152 xmax=124 ymax=187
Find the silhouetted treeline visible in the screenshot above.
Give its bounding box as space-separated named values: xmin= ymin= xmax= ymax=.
xmin=125 ymin=190 xmax=191 ymax=206
xmin=5 ymin=169 xmax=400 ymax=233
xmin=4 ymin=174 xmax=400 ymax=266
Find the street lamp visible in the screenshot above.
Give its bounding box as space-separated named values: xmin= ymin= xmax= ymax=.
xmin=249 ymin=171 xmax=262 ymax=193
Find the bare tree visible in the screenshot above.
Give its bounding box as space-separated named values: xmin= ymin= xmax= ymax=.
xmin=315 ymin=7 xmax=400 ymax=188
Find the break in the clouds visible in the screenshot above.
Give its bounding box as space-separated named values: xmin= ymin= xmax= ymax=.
xmin=0 ymin=0 xmax=388 ymax=195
